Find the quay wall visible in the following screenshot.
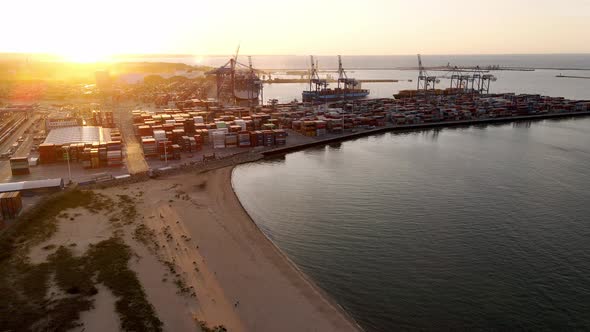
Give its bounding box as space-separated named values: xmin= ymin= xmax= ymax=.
xmin=263 ymin=111 xmax=590 ymax=156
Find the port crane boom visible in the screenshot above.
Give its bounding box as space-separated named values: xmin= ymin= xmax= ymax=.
xmin=206 ymin=45 xmax=262 ymax=105
xmin=309 ymin=55 xmax=328 ymax=93
xmin=417 ymin=54 xmax=439 ymax=97
xmin=337 ymin=55 xmax=361 ymax=94
xmin=448 ymin=66 xmax=497 ymax=94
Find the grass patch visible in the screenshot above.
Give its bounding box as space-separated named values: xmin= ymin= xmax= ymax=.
xmin=49 ymin=247 xmax=96 ymax=296
xmin=42 ymin=244 xmax=56 ymax=250
xmin=1 ymin=239 xmax=163 ymax=331
xmin=116 ymin=194 xmax=138 ymax=223
xmin=173 ymin=278 xmax=191 ymax=294
xmin=87 ymin=238 xmax=163 ymax=331
xmin=198 ymin=320 xmax=228 ymax=332
xmin=17 ymin=262 xmax=51 ymax=300
xmin=133 ymin=224 xmax=156 ymax=246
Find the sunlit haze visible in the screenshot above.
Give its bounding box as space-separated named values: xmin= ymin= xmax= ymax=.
xmin=2 ymin=0 xmax=590 ymax=59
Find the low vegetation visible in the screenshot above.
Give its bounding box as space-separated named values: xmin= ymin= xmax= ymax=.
xmin=0 ymin=189 xmax=163 ymax=331
xmin=133 ymin=224 xmax=156 ymax=246
xmin=116 ymin=194 xmax=139 ymax=223
xmin=87 ymin=238 xmax=163 ymax=331
xmin=0 ymin=189 xmax=108 ymax=262
xmin=198 ymin=320 xmax=228 ymax=332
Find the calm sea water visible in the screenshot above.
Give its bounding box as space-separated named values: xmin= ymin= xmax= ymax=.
xmin=232 ymin=116 xmax=590 ymax=331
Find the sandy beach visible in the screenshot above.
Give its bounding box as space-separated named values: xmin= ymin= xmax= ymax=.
xmin=25 ymin=166 xmax=360 ymax=331
xmin=135 ymin=166 xmax=361 ymax=331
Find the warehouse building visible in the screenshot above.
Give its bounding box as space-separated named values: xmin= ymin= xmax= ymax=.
xmin=0 ymin=178 xmax=64 ymax=196
xmin=43 ymin=126 xmax=112 ymax=145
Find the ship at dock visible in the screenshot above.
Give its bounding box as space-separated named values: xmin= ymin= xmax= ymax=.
xmin=302 ymin=56 xmax=369 ymax=103
xmin=206 ymin=47 xmax=263 ymax=106
xmin=394 ymin=54 xmax=497 ymax=99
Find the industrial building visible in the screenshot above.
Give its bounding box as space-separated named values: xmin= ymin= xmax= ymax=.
xmin=42 ymin=126 xmax=112 ymax=146
xmin=0 ymin=178 xmax=64 ymax=196
xmin=45 ymin=116 xmax=83 ymax=131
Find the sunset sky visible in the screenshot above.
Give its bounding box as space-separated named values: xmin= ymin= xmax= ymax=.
xmin=3 ymin=0 xmax=590 ymax=60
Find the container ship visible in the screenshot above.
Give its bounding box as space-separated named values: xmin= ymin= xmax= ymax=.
xmin=233 ymin=71 xmax=262 ymax=101
xmin=302 ymin=56 xmax=369 ymax=103
xmin=394 ymin=88 xmax=465 ymax=99
xmin=394 ymin=55 xmax=497 ymax=99
xmin=207 ymin=51 xmax=263 ymax=106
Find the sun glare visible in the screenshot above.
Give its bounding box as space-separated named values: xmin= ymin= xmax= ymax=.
xmin=60 ymin=50 xmax=112 ymax=63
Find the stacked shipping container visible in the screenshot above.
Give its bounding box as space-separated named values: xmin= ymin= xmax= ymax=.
xmin=10 ymin=157 xmax=30 ymax=175
xmin=0 ymin=191 xmax=22 ymax=220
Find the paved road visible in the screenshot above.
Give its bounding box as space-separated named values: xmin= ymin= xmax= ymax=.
xmin=115 ymin=102 xmax=149 ymax=174
xmin=0 ymin=114 xmax=40 ymax=183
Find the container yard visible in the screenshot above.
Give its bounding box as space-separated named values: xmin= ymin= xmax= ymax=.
xmin=0 ymin=90 xmax=587 ymax=186
xmin=243 ymin=93 xmax=590 ymax=156
xmin=277 ymin=93 xmax=588 ymax=129
xmin=0 ymin=102 xmax=135 ymax=185
xmin=132 ymin=108 xmax=290 ymax=161
xmin=38 ymin=126 xmax=123 ymax=169
xmin=0 ymin=58 xmax=588 ymax=186
xmin=127 ymin=89 xmax=590 ymax=166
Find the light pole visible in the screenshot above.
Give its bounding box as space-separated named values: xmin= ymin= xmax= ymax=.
xmin=63 ymin=146 xmax=72 ymax=184
xmin=164 ymin=142 xmax=168 ymax=164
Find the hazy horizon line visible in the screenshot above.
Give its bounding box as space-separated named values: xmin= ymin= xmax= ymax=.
xmin=1 ymin=52 xmax=590 ymax=58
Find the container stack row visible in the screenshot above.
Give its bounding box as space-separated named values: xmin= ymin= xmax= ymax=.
xmin=39 ymin=140 xmax=123 ymax=169
xmin=388 ymin=94 xmax=590 ymax=125
xmin=92 ymin=110 xmax=116 ymax=128
xmin=135 ymin=108 xmax=289 ymax=156
xmin=274 ymin=102 xmax=389 ymax=135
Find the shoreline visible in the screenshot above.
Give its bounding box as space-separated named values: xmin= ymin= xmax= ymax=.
xmin=9 ymin=110 xmax=589 ymax=330
xmin=119 ymin=166 xmax=363 ymax=331
xmin=229 ymin=166 xmax=364 ymax=332
xmin=197 ymin=166 xmax=361 ymax=331
xmin=263 ymin=111 xmax=590 ymax=156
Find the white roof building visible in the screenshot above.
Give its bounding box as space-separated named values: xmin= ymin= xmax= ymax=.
xmin=43 ymin=126 xmax=111 ymax=145
xmin=0 ymin=178 xmax=64 ymax=194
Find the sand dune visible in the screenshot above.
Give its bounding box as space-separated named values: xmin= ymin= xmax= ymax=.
xmin=25 ymin=166 xmax=360 ymax=331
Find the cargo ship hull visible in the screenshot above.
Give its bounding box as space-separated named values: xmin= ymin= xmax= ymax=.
xmin=302 ymin=90 xmax=370 ymax=102
xmin=234 ymin=88 xmax=260 ymax=101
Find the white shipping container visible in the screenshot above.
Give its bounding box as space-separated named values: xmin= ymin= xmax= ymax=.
xmin=208 ymin=128 xmax=229 ymax=143
xmin=234 ymin=119 xmax=247 ymax=131
xmin=153 ymin=129 xmax=167 ymax=141
xmin=212 ymin=132 xmax=226 ymax=149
